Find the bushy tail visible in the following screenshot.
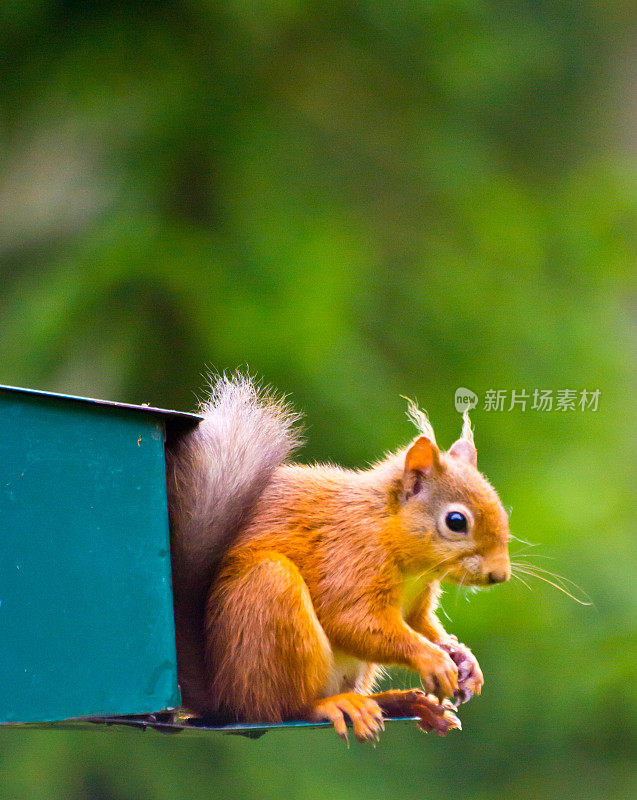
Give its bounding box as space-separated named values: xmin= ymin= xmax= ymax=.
xmin=167 ymin=372 xmax=303 ymax=591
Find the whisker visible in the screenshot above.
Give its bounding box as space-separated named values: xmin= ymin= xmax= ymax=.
xmin=513 ymin=567 xmax=592 ymax=606
xmin=508 ymin=533 xmax=537 ymax=547
xmin=438 ymin=591 xmax=453 ymax=624
xmin=512 ymin=563 xmax=571 ymax=584
xmin=512 ymin=554 xmax=557 ymax=563
xmin=421 ymin=553 xmax=459 ymax=578
xmin=459 ymin=572 xmax=477 ymax=604
xmin=511 ymin=561 xmax=592 ymax=599
xmin=510 ymin=549 xmax=536 ymax=560
xmin=509 ymin=546 xmax=553 ymax=559
xmin=453 ymin=571 xmax=468 ymax=610
xmin=510 ymin=572 xmax=533 ymax=592
xmin=513 ymin=561 xmax=574 ymax=579
xmin=507 ymin=536 xmax=593 ymax=606
xmin=510 ymin=554 xmax=559 ymax=567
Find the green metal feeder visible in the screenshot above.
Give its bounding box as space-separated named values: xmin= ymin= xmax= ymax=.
xmin=0 ymin=384 xmax=202 ymax=726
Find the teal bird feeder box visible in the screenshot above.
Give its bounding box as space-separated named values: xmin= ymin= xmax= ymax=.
xmin=0 ymin=385 xmax=202 ymax=725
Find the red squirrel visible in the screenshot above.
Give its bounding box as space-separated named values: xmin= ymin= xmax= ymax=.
xmin=166 ymin=374 xmax=511 ymax=742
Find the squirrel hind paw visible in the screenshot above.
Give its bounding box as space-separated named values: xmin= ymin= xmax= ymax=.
xmin=310 ymin=693 xmax=385 ymax=745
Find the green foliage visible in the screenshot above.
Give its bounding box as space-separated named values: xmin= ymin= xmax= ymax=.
xmin=0 ymin=2 xmax=635 ymax=798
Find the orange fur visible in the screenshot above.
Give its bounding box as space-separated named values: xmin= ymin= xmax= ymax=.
xmin=168 ymin=377 xmax=510 ymax=739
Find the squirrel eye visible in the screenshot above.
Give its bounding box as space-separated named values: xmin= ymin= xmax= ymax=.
xmin=445 ymin=511 xmax=468 ymax=533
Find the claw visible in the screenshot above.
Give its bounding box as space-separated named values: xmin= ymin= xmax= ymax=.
xmin=373 ymin=689 xmax=462 ymax=737
xmin=310 ymin=693 xmax=384 ymax=745
xmin=439 ymin=640 xmax=484 ymax=705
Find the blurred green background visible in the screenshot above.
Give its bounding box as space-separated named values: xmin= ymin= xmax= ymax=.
xmin=1 ymin=1 xmax=635 ymax=798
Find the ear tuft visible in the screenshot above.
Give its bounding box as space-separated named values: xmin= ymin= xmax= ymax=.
xmin=448 ymin=438 xmax=477 ymax=467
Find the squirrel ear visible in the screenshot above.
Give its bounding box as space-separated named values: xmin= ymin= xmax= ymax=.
xmin=448 ymin=438 xmax=477 ymax=467
xmin=404 ymin=436 xmax=440 ymax=495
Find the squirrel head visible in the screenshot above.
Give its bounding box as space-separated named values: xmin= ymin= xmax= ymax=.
xmin=392 ymin=415 xmax=510 ymax=587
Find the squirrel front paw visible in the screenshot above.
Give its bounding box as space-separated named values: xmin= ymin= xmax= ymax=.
xmin=373 ymin=689 xmax=461 ymax=737
xmin=412 ymin=643 xmax=459 ymax=701
xmin=438 ymin=639 xmax=484 ymax=704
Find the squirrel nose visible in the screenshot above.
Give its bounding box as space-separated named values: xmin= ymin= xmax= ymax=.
xmin=487 ymin=570 xmax=508 ymax=584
